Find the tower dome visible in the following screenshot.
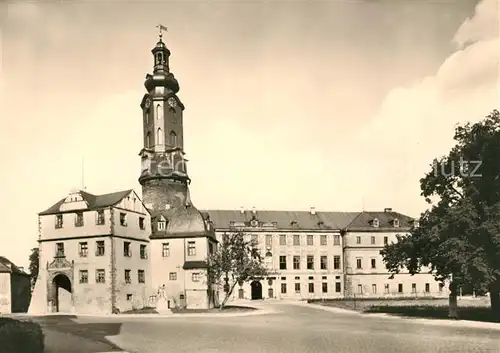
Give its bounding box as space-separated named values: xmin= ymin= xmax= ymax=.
xmin=166 ymin=205 xmax=209 ymax=237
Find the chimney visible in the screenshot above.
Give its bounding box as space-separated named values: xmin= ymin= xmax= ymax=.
xmin=384 ymin=208 xmax=392 ymax=213
xmin=310 ymin=206 xmax=316 ymax=215
xmin=240 ymin=207 xmax=245 ymax=214
xmin=252 ymin=206 xmax=256 ymax=214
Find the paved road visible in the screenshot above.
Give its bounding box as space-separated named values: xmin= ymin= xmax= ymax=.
xmin=32 ymin=302 xmax=500 ymax=353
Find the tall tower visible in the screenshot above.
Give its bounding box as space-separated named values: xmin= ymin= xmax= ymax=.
xmin=138 ymin=29 xmax=190 ymax=211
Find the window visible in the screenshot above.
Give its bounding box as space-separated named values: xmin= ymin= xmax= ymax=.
xmin=357 ymin=284 xmax=363 ymax=294
xmin=383 ymin=236 xmax=388 ymax=245
xmin=124 ymin=242 xmax=132 ymax=257
xmin=79 ymin=270 xmax=88 ymax=284
xmin=96 ymin=241 xmax=105 ymax=256
xmin=398 ymin=283 xmax=403 ymax=293
xmin=138 ymin=270 xmax=145 ymax=283
xmin=140 ymin=244 xmax=147 ymax=259
xmin=393 ymin=218 xmax=399 ymax=228
xmin=308 ymin=283 xmax=314 ymax=293
xmin=307 ymin=255 xmax=314 ymax=270
xmin=169 ymin=131 xmax=177 ymax=146
xmin=281 ymin=283 xmax=287 ymax=294
xmin=187 ymin=241 xmax=196 ymax=256
xmin=293 ymin=256 xmax=300 ymax=270
xmin=293 ymin=234 xmax=300 ymax=246
xmin=372 ymin=284 xmax=377 ymax=293
xmin=209 ymin=243 xmax=214 ymax=254
xmin=320 ymin=256 xmax=327 ymax=270
xmin=333 ymin=235 xmax=340 ymax=245
xmin=79 ymin=242 xmax=88 ymax=257
xmin=96 ymin=210 xmax=105 ymax=225
xmin=265 ymin=235 xmax=272 ymax=246
xmin=425 ymin=283 xmax=430 ymax=293
xmin=295 ymin=283 xmax=301 ymax=293
xmin=169 ymin=272 xmax=177 ymax=280
xmin=146 ymin=132 xmax=151 ymax=147
xmin=158 ymin=221 xmax=166 ymax=231
xmin=139 ymin=217 xmax=145 ymax=230
xmin=307 ymin=235 xmax=313 ymax=246
xmin=439 ymin=283 xmax=444 ymax=292
xmin=335 ymin=282 xmax=341 ymax=293
xmin=279 ymin=256 xmax=287 ymax=270
xmin=384 ymin=284 xmax=390 ymax=294
xmin=75 ymin=212 xmax=84 ymax=227
xmin=320 ymin=234 xmax=327 ymax=246
xmin=192 ymin=273 xmax=200 ymax=282
xmin=322 ymin=283 xmax=328 ymax=293
xmin=120 ymin=213 xmax=127 ymax=226
xmin=371 ymin=236 xmax=375 ymax=245
xmin=371 ymin=258 xmax=376 ymax=269
xmin=162 ymin=243 xmax=170 ymax=257
xmin=373 ymin=218 xmax=379 ymax=227
xmin=279 ymin=234 xmax=286 ymax=245
xmin=96 ymin=269 xmax=106 ymax=283
xmin=55 ymin=214 xmax=63 ymax=228
xmin=55 ymin=242 xmax=64 ymax=257
xmin=125 ymin=270 xmax=131 ymax=284
xmin=356 ymin=258 xmax=362 ymax=269
xmin=356 ymin=236 xmax=361 ymax=244
xmin=156 ymin=104 xmax=162 ymax=119
xmin=412 ymin=283 xmax=416 ymax=293
xmin=127 ymin=294 xmax=133 ymax=301
xmin=333 ymin=256 xmax=341 ymax=270
xmin=251 ymin=235 xmax=258 ymax=245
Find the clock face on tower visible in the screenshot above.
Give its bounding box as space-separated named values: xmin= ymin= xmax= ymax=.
xmin=167 ymin=97 xmax=177 ymax=108
xmin=145 ymin=97 xmax=151 ymax=109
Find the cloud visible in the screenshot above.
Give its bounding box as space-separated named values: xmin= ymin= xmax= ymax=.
xmin=354 ymin=0 xmax=499 ymax=216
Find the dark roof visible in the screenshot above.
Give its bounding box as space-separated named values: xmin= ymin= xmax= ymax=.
xmin=201 ymin=210 xmax=360 ymax=231
xmin=345 ymin=211 xmax=415 ymax=231
xmin=0 ymin=256 xmax=29 ymax=276
xmin=183 ymin=261 xmax=208 ymax=270
xmin=200 ymin=209 xmax=414 ymax=232
xmin=39 ymin=189 xmax=135 ymax=215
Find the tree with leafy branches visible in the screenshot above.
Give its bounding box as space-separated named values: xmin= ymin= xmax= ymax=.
xmin=381 ymin=109 xmax=500 ymax=320
xmin=206 ymin=230 xmax=270 ymax=309
xmin=28 ymin=247 xmax=39 ymax=291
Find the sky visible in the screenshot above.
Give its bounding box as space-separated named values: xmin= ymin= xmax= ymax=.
xmin=0 ymin=0 xmax=498 ymax=268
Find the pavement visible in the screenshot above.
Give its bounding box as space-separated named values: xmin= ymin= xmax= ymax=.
xmin=13 ymin=301 xmax=500 ymax=353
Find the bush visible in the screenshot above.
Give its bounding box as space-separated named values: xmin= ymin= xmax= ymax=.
xmin=0 ymin=318 xmax=44 ymax=353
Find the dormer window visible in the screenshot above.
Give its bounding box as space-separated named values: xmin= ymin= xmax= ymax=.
xmin=393 ymin=218 xmax=399 ymax=228
xmin=413 ymin=220 xmax=420 ymax=228
xmin=158 ymin=221 xmax=166 ymax=231
xmin=290 ymin=220 xmax=298 ymax=227
xmin=372 ymin=218 xmax=379 ymax=228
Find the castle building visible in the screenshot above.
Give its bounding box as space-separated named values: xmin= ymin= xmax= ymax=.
xmin=29 ymin=190 xmax=152 ymax=314
xmin=29 ymin=32 xmax=446 ymax=314
xmin=203 ymin=208 xmax=446 ymax=302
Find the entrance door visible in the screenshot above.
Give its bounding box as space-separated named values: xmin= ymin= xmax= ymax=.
xmin=52 ymin=274 xmax=72 ymax=312
xmin=250 ymin=281 xmax=262 ymax=300
xmin=268 ymin=288 xmax=274 ymax=299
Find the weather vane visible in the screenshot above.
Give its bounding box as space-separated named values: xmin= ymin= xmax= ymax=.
xmin=157 ymin=24 xmax=168 ymax=39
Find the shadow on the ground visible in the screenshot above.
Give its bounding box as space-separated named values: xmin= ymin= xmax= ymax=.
xmin=25 ymin=315 xmax=124 ymax=352
xmin=364 ymin=305 xmax=500 ymax=323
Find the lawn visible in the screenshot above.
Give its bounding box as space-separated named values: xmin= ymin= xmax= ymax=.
xmin=170 ymin=305 xmax=257 ymax=314
xmin=309 ymin=297 xmax=498 ymax=323
xmin=121 ymin=305 xmax=256 ymax=315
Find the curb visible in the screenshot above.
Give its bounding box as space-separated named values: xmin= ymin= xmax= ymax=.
xmin=9 ymin=308 xmax=277 ymax=320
